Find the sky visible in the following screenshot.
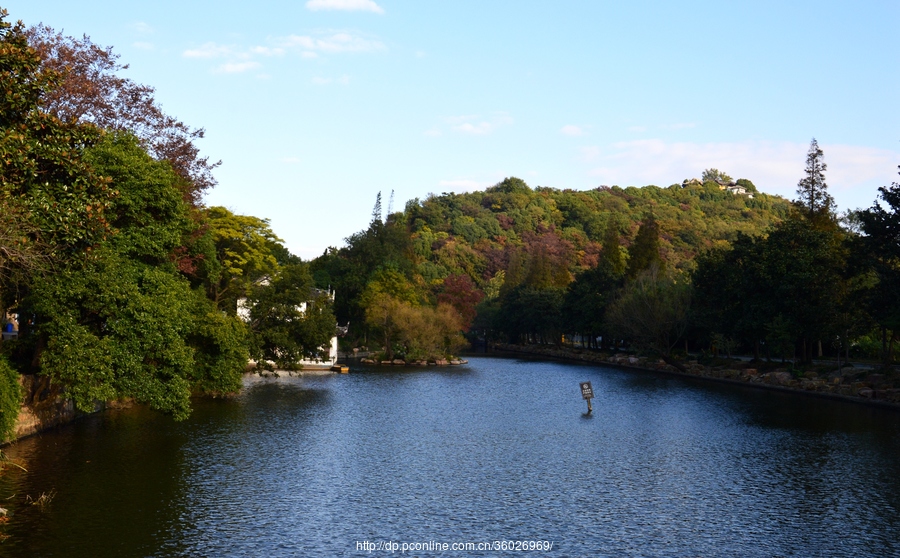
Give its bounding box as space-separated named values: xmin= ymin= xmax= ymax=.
xmin=7 ymin=1 xmax=899 ymax=259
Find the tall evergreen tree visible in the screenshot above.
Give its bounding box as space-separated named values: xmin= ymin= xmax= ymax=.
xmin=796 ymin=138 xmax=835 ymax=219
xmin=626 ymin=214 xmax=662 ymax=279
xmin=601 ymin=220 xmax=625 ymax=276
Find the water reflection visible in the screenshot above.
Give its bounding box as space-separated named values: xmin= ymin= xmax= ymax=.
xmin=0 ymin=356 xmax=898 ymax=557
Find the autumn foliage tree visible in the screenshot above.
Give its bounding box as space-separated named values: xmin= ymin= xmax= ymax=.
xmin=25 ymin=25 xmax=219 ymax=205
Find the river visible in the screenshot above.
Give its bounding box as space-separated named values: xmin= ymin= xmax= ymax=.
xmin=0 ymin=356 xmax=898 ymax=557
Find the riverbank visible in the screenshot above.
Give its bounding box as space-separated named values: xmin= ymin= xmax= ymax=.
xmin=492 ymin=343 xmax=900 ymax=410
xmin=357 ymin=357 xmax=469 ymax=366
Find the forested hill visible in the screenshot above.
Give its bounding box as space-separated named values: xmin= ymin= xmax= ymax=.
xmin=407 ymin=177 xmax=788 ymax=277
xmin=311 ymin=176 xmax=792 ymax=348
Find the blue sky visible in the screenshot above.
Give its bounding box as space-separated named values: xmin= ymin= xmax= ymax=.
xmin=7 ymin=1 xmax=899 ymax=258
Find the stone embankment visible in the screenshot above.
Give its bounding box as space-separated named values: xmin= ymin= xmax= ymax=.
xmin=3 ymin=375 xmax=133 ymax=445
xmin=493 ymin=343 xmax=900 ymax=409
xmin=358 ymin=358 xmax=468 ymax=366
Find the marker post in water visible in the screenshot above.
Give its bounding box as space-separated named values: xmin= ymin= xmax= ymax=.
xmin=580 ymin=381 xmax=594 ymax=414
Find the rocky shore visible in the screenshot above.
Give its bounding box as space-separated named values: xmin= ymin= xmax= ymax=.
xmin=358 ymin=357 xmax=468 ymax=366
xmin=492 ymin=343 xmax=900 ymax=409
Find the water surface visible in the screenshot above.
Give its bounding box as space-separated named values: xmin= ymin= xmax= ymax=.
xmin=1 ymin=356 xmax=898 ymax=557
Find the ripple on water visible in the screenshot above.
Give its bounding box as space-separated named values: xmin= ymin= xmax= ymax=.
xmin=0 ymin=357 xmax=898 ymax=557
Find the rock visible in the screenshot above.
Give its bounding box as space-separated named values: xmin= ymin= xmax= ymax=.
xmin=866 ymin=374 xmax=886 ymax=387
xmin=774 ymin=372 xmax=793 ymax=385
xmin=392 ymin=359 xmax=406 ymax=365
xmin=858 ymin=388 xmax=874 ymax=398
xmin=450 ymin=359 xmax=461 ymax=365
xmin=380 ymin=360 xmax=393 ymax=365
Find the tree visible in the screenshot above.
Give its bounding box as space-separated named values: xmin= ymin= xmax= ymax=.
xmin=246 ymin=262 xmax=336 ymax=371
xmin=204 ymin=206 xmax=282 ymax=312
xmin=702 ymin=168 xmax=733 ymax=184
xmin=17 ymin=133 xmax=248 ymax=419
xmin=0 ymin=12 xmax=112 ymax=263
xmin=562 ymin=260 xmax=623 ymax=349
xmin=601 ymin=219 xmax=626 ymax=276
xmin=25 ymin=25 xmax=219 ymax=205
xmin=795 ymin=138 xmax=835 ymax=219
xmin=626 ymin=214 xmax=662 ymax=279
xmin=437 ymin=273 xmax=484 ymax=332
xmin=606 ymin=265 xmax=691 ymax=362
xmin=858 ymin=166 xmax=900 ymax=364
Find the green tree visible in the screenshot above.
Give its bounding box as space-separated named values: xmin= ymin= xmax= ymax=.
xmin=606 ymin=265 xmax=691 ymax=362
xmin=562 ymin=260 xmax=624 ymax=349
xmin=601 ymin=219 xmax=626 ymax=275
xmin=858 ymin=166 xmax=900 ymax=363
xmin=0 ymin=11 xmax=112 ymax=272
xmin=626 ymin=214 xmax=662 ymax=279
xmin=18 ymin=134 xmax=247 ymax=419
xmin=795 ymin=138 xmax=835 ymax=220
xmin=246 ymin=262 xmax=336 ymax=371
xmin=204 ymin=206 xmax=281 ymax=312
xmin=702 ymin=168 xmax=733 ymax=183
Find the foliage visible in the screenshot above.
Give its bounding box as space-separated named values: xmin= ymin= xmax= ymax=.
xmin=795 ymin=138 xmax=835 ymax=220
xmin=702 ymin=168 xmax=733 ymax=183
xmin=692 ymin=214 xmax=854 ymax=363
xmin=606 ymin=265 xmax=691 ymax=358
xmin=17 ymin=133 xmax=247 ymax=419
xmin=437 ymin=274 xmax=484 ymax=332
xmin=626 ymin=214 xmax=662 ymax=279
xmin=25 ymin=24 xmax=218 ymax=204
xmin=29 ymin=249 xmax=196 ymax=419
xmin=245 ymin=263 xmax=336 ymax=370
xmin=204 ymin=206 xmax=281 ymax=312
xmin=857 ymin=166 xmax=900 ymax=362
xmin=0 ymin=12 xmax=112 ymax=271
xmin=364 ymin=293 xmax=464 ymax=360
xmin=0 ymin=355 xmax=22 ymax=441
xmin=561 ymin=260 xmax=624 ymax=348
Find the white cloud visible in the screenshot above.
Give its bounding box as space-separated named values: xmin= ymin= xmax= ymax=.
xmin=132 ymin=41 xmax=154 ymax=51
xmin=278 ymin=32 xmax=385 ymax=54
xmin=305 ymin=0 xmax=384 ymax=14
xmin=183 ymin=42 xmax=234 ymax=59
xmin=250 ymin=46 xmax=285 ymax=57
xmin=579 ymin=146 xmax=601 ymax=161
xmin=583 ymin=139 xmax=899 ymax=210
xmin=448 ymin=113 xmax=513 ymax=135
xmin=415 ymin=50 xmax=426 ymax=58
xmin=424 ymin=128 xmax=442 ymax=137
xmin=184 ymin=31 xmax=383 ymax=74
xmin=215 ymin=61 xmax=261 ymax=74
xmin=130 ymin=22 xmax=154 ymax=35
xmin=628 ymin=125 xmax=647 ymax=133
xmin=560 ymin=124 xmax=586 ymax=136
